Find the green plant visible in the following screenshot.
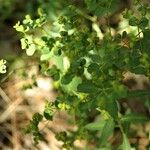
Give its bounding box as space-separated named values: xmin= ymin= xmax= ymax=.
xmin=14 ymin=0 xmax=150 ymax=149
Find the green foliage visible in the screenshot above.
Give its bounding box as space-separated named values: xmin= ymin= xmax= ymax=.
xmin=23 ymin=113 xmax=43 ymax=144
xmin=15 ymin=0 xmax=150 ymax=149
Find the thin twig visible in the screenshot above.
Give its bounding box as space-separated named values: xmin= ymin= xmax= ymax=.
xmin=0 ymin=87 xmax=11 ymax=103
xmin=0 ymin=98 xmax=23 ymax=123
xmin=11 ymin=112 xmax=20 ymax=150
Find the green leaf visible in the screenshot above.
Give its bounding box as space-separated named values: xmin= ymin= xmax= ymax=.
xmin=79 ymin=58 xmax=86 ymax=66
xmin=47 ymin=65 xmax=58 ymax=75
xmin=14 ymin=21 xmax=25 ymax=32
xmin=85 ymin=120 xmax=106 ymax=131
xmin=106 ymin=99 xmax=118 ymax=119
xmin=32 ymin=113 xmax=43 ymax=124
xmin=0 ymin=59 xmax=7 ymax=74
xmin=53 ymin=72 xmax=60 ymax=81
xmin=52 ymin=55 xmax=64 ymax=71
xmin=26 ymin=44 xmax=36 ymax=56
xmin=139 ymin=17 xmax=149 ymax=29
xmin=97 ymin=94 xmax=118 ymax=119
xmin=138 ymin=29 xmax=150 ymax=53
xmin=40 ymin=53 xmax=52 ymax=61
xmin=99 ymin=119 xmax=115 ymax=146
xmin=43 ymin=101 xmax=55 ymax=120
xmin=85 ymin=0 xmax=119 ymax=17
xmin=20 ymin=38 xmax=27 ymax=49
xmin=28 ymin=122 xmax=38 ymax=133
xmin=61 ymin=73 xmax=74 ymax=85
xmin=63 ymin=76 xmax=82 ymax=93
xmin=77 ymin=80 xmax=98 ymax=93
xmin=99 ymin=47 xmax=105 ymax=58
xmin=89 ymin=54 xmax=101 ymax=63
xmin=122 ymin=133 xmax=131 ymax=150
xmin=87 ymin=63 xmax=100 ymax=74
xmin=46 ymin=66 xmax=60 ymax=81
xmin=129 ymin=16 xmax=139 ymax=26
xmin=43 ymin=111 xmax=53 ymax=120
xmin=121 ymin=113 xmax=148 ymax=123
xmin=33 ymin=132 xmax=44 ymax=144
xmin=111 ymin=81 xmax=128 ymax=99
xmin=122 ymin=31 xmax=128 ymax=39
